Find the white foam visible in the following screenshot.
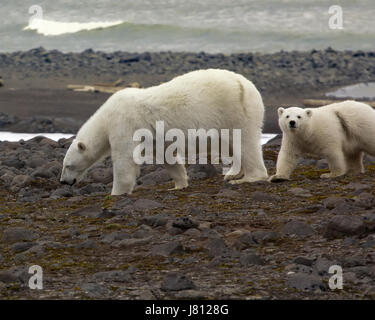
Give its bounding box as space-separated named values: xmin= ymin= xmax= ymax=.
xmin=261 ymin=133 xmax=277 ymax=145
xmin=23 ymin=18 xmax=124 ymax=36
xmin=0 ymin=132 xmax=277 ymax=145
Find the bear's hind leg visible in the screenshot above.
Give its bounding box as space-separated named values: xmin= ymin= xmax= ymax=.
xmin=229 ymin=138 xmax=268 ymax=185
xmin=224 ymin=166 xmax=244 ymax=181
xmin=345 ymin=152 xmax=365 ymax=174
xmin=165 ymin=163 xmax=189 ymax=190
xmin=320 ymin=152 xmax=347 ymax=179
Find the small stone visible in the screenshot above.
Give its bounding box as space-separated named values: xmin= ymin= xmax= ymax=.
xmin=354 ymin=192 xmax=375 ymax=209
xmin=71 ymin=205 xmax=103 ymax=218
xmin=11 ymin=242 xmax=37 ymax=253
xmin=100 ymin=232 xmax=130 ymax=244
xmin=133 ymin=199 xmax=164 ymax=210
xmin=81 ymin=282 xmax=109 ymax=297
xmin=92 ymin=270 xmax=132 ymax=282
xmin=251 ymin=191 xmax=279 ymax=202
xmin=76 ymin=239 xmax=97 ymax=249
xmin=251 ymin=230 xmax=282 ymax=244
xmin=293 ymin=256 xmax=314 ymax=267
xmin=2 ymin=227 xmax=38 ymax=244
xmin=141 ymin=214 xmax=169 ymax=227
xmin=11 ymin=175 xmax=32 ymax=189
xmin=151 ymin=241 xmax=184 ymax=257
xmin=0 ymin=271 xmax=19 ymax=283
xmin=216 ymin=189 xmax=240 ymax=198
xmin=80 ymin=183 xmax=107 ymax=194
xmin=234 ymin=232 xmax=256 ymax=249
xmin=172 ymin=217 xmax=199 ymax=230
xmin=206 ymin=238 xmax=229 ymax=257
xmin=88 ymin=167 xmax=112 ymax=184
xmin=161 ymin=272 xmax=196 ymax=292
xmin=240 ymin=251 xmax=264 ymax=266
xmin=183 ymin=228 xmax=201 ymax=237
xmin=288 ymin=187 xmax=312 ymax=197
xmin=50 ymin=187 xmax=73 ymax=199
xmin=113 ymin=237 xmax=152 ymax=249
xmin=314 ymin=257 xmax=337 ymax=275
xmin=283 ymin=220 xmax=314 ymax=237
xmin=167 ymin=227 xmax=184 ymax=236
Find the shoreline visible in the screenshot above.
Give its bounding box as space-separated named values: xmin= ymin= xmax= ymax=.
xmin=1 ymin=48 xmax=375 ymax=134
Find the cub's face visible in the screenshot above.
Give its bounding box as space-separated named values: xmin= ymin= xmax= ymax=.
xmin=278 ymin=107 xmax=312 ymax=133
xmin=60 ymin=140 xmax=91 ymax=186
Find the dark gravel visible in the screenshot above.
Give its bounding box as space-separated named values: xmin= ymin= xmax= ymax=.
xmin=0 ymin=135 xmax=375 ymax=299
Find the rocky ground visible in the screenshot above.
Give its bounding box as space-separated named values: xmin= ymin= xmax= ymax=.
xmin=1 ymin=135 xmax=375 ymax=300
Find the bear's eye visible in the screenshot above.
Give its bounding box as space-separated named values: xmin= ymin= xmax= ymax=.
xmin=286 ymin=115 xmax=289 ymax=119
xmin=297 ymin=115 xmax=301 ymax=119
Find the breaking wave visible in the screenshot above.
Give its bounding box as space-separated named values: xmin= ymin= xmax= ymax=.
xmin=23 ymin=18 xmax=125 ymax=36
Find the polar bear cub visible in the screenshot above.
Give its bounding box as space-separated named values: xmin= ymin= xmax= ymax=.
xmin=60 ymin=69 xmax=268 ymax=195
xmin=269 ymin=100 xmax=375 ymax=182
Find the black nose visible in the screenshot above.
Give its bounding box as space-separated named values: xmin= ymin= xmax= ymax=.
xmin=289 ymin=120 xmax=296 ymax=127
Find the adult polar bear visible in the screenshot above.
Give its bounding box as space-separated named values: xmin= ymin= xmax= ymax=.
xmin=61 ymin=69 xmax=268 ymax=195
xmin=269 ymin=100 xmax=375 ymax=182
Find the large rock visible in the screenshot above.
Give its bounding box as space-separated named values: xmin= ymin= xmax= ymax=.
xmin=151 ymin=241 xmax=184 ymax=257
xmin=283 ymin=220 xmax=314 ymax=237
xmin=286 ymin=273 xmax=326 ymax=291
xmin=132 ymin=199 xmax=164 ymax=211
xmin=161 ymin=272 xmax=196 ymax=292
xmin=324 ymin=215 xmax=367 ymax=239
xmin=2 ymin=227 xmax=38 ymax=244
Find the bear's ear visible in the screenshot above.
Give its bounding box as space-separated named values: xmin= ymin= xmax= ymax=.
xmin=278 ymin=107 xmax=285 ymax=117
xmin=305 ymin=109 xmax=313 ymax=117
xmin=77 ymin=142 xmax=86 ymax=152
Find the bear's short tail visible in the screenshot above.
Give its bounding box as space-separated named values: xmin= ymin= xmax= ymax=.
xmin=237 ymin=77 xmax=264 ymax=123
xmin=335 ymin=111 xmax=354 ymax=139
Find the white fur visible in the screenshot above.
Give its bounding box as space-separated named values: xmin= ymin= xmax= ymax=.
xmin=61 ymin=69 xmax=268 ymax=195
xmin=269 ymin=100 xmax=375 ymax=181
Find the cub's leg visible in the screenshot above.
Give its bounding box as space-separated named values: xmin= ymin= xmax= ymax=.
xmin=320 ymin=151 xmax=347 ymax=178
xmin=269 ymin=140 xmax=300 ymax=182
xmin=345 ymin=152 xmax=364 ymax=174
xmin=165 ymin=163 xmax=189 ymax=190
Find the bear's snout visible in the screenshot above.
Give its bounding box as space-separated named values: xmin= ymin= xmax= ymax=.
xmin=289 ymin=120 xmax=296 ymax=128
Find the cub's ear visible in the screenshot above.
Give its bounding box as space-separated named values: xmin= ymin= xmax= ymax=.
xmin=77 ymin=142 xmax=86 ymax=152
xmin=305 ymin=109 xmax=313 ymax=117
xmin=278 ymin=107 xmax=285 ymax=117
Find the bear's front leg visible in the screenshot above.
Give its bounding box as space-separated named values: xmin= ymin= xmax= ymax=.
xmin=269 ymin=140 xmax=300 ymax=182
xmin=320 ymin=152 xmax=347 ymax=179
xmin=165 ymin=163 xmax=189 ymax=190
xmin=111 ymin=159 xmax=138 ymax=196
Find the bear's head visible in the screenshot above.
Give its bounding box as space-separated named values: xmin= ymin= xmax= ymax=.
xmin=278 ymin=107 xmax=312 ymax=133
xmin=60 ymin=139 xmax=93 ymax=186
